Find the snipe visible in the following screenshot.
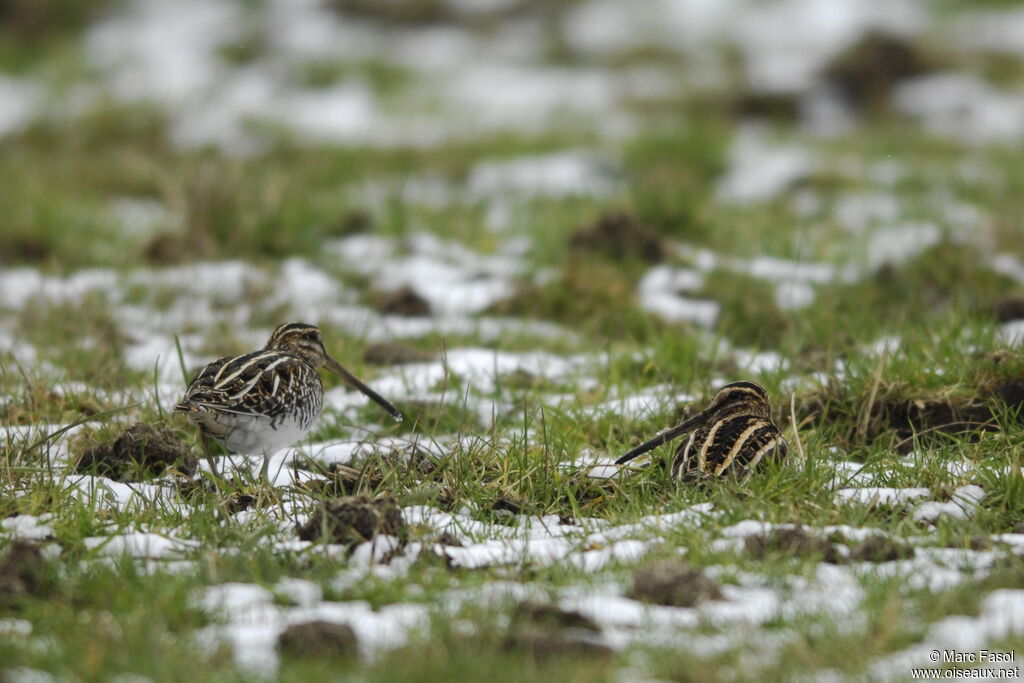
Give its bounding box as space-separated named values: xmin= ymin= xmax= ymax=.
xmin=615 ymin=381 xmax=787 ymax=480
xmin=175 ymin=322 xmax=403 ymax=479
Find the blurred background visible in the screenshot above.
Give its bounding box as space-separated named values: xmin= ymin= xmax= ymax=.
xmin=0 ymin=0 xmax=1023 ymax=378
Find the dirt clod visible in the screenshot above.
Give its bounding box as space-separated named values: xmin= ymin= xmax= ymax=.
xmin=824 ymin=31 xmax=934 ymax=110
xmin=436 ymin=531 xmax=463 ymax=547
xmin=504 ymin=601 xmax=611 ymax=659
xmin=806 ymin=379 xmax=1005 ymax=451
xmin=991 ymin=378 xmax=1024 ymax=411
xmin=0 ymin=233 xmax=51 ymax=264
xmin=329 ymin=209 xmax=373 ymax=237
xmin=569 ymin=211 xmax=666 ymax=263
xmin=362 ymin=342 xmax=435 ymax=365
xmin=849 ymin=535 xmax=915 ymax=563
xmin=143 ymin=231 xmax=192 ymax=264
xmin=372 ymin=286 xmax=431 ymax=316
xmin=505 ymin=625 xmax=613 ymax=659
xmin=227 ymin=493 xmax=257 ymax=515
xmin=491 ymin=497 xmax=524 ymax=515
xmin=0 ymin=541 xmax=47 ymax=607
xmin=500 ymin=369 xmax=547 ymax=390
xmin=731 ymin=91 xmax=800 ymax=121
xmin=947 ymin=536 xmax=993 ymax=551
xmin=994 ymin=297 xmax=1024 ymax=323
xmin=277 ymin=620 xmax=358 ymax=659
xmin=0 ymin=0 xmax=113 ymax=37
xmin=400 ymin=445 xmax=439 ymax=478
xmin=629 ymin=560 xmax=722 ymax=607
xmin=968 ymin=536 xmax=994 ymax=551
xmin=745 ymin=527 xmax=843 ymax=563
xmin=514 ymin=601 xmax=600 ymax=633
xmin=74 ymin=423 xmax=196 ymax=481
xmin=297 ymin=496 xmax=405 ymax=545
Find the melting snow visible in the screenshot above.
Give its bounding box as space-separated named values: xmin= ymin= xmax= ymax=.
xmin=575 ymin=384 xmax=695 ymax=420
xmin=0 ymin=515 xmax=55 ymax=541
xmin=954 ymin=8 xmax=1024 ymax=57
xmin=331 ymin=232 xmax=525 ymax=316
xmin=84 ymin=532 xmax=198 ymax=559
xmin=1000 ymin=320 xmax=1024 ymax=346
xmin=368 ymin=347 xmax=593 ymax=398
xmin=835 ymin=487 xmax=931 ymax=506
xmin=0 ymin=268 xmax=118 ymax=311
xmin=637 ymin=266 xmax=718 ymax=326
xmin=911 ymin=485 xmax=986 ymax=525
xmin=834 ymin=192 xmax=903 ymax=234
xmin=866 ymin=222 xmax=942 ymax=269
xmin=467 ymin=151 xmax=618 ymax=199
xmin=773 ymin=281 xmax=816 ymax=310
xmin=446 ymin=66 xmax=625 ymax=136
xmin=5 ymin=1 xmax=1023 ymax=678
xmin=63 ymin=476 xmax=188 ymax=515
xmin=716 ymin=129 xmax=814 ymax=204
xmin=109 ymin=197 xmax=177 ymax=236
xmin=893 ymin=73 xmax=1024 ymax=145
xmin=0 ymin=77 xmax=42 ymax=138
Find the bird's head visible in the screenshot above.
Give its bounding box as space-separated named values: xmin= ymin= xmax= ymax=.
xmin=266 ymin=322 xmax=330 ymax=368
xmin=703 ymin=381 xmax=772 ymax=421
xmin=265 ymin=322 xmax=404 ymax=422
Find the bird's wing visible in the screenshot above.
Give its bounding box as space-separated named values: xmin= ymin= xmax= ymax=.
xmin=691 ymin=415 xmax=785 ymax=477
xmin=176 ymin=351 xmax=319 ymax=420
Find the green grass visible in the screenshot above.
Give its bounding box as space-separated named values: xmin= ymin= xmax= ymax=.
xmin=3 ymin=1 xmax=1024 ymax=680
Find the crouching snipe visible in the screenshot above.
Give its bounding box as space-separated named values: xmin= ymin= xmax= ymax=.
xmin=175 ymin=322 xmax=403 ymax=480
xmin=615 ymin=381 xmax=787 ymax=480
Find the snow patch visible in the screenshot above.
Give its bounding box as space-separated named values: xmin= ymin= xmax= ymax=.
xmin=835 ymin=487 xmax=931 ymax=506
xmin=467 ymin=151 xmax=618 ymax=199
xmin=1 ymin=515 xmax=54 ymax=541
xmin=912 ymin=485 xmax=985 ymax=525
xmin=866 ymin=222 xmax=941 ymax=269
xmin=84 ymin=532 xmax=198 ymax=559
xmin=716 ymin=129 xmax=813 ymax=204
xmin=0 ymin=77 xmax=42 ymax=138
xmin=893 ymin=73 xmax=1024 ymax=145
xmin=637 ymin=266 xmax=718 ymax=326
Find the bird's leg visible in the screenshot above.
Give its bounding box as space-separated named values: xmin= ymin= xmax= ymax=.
xmin=260 ymin=454 xmax=270 ymax=484
xmin=256 ymin=451 xmax=288 ymax=515
xmin=197 ymin=432 xmax=237 ymax=522
xmin=208 ymin=440 xmax=221 ymax=480
xmin=198 ymin=431 xmax=222 ymax=486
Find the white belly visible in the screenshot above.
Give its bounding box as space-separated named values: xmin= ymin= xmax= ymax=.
xmin=217 ymin=414 xmax=311 ymax=456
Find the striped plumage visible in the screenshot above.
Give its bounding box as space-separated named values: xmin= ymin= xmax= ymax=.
xmin=615 ymin=381 xmax=787 ymax=480
xmin=174 ymin=323 xmax=403 ymax=478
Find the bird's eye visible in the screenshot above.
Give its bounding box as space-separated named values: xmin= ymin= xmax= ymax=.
xmin=305 ymin=331 xmax=318 ymax=341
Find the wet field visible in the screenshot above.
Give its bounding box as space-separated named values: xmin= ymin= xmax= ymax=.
xmin=2 ymin=0 xmax=1024 ymax=680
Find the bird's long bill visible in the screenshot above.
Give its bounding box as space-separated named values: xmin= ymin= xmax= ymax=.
xmin=324 ymin=356 xmax=404 ymax=422
xmin=614 ymin=410 xmax=709 ymax=465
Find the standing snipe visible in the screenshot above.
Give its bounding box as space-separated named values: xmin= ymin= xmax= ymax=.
xmin=615 ymin=381 xmax=787 ymax=480
xmin=175 ymin=322 xmax=403 ymax=479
